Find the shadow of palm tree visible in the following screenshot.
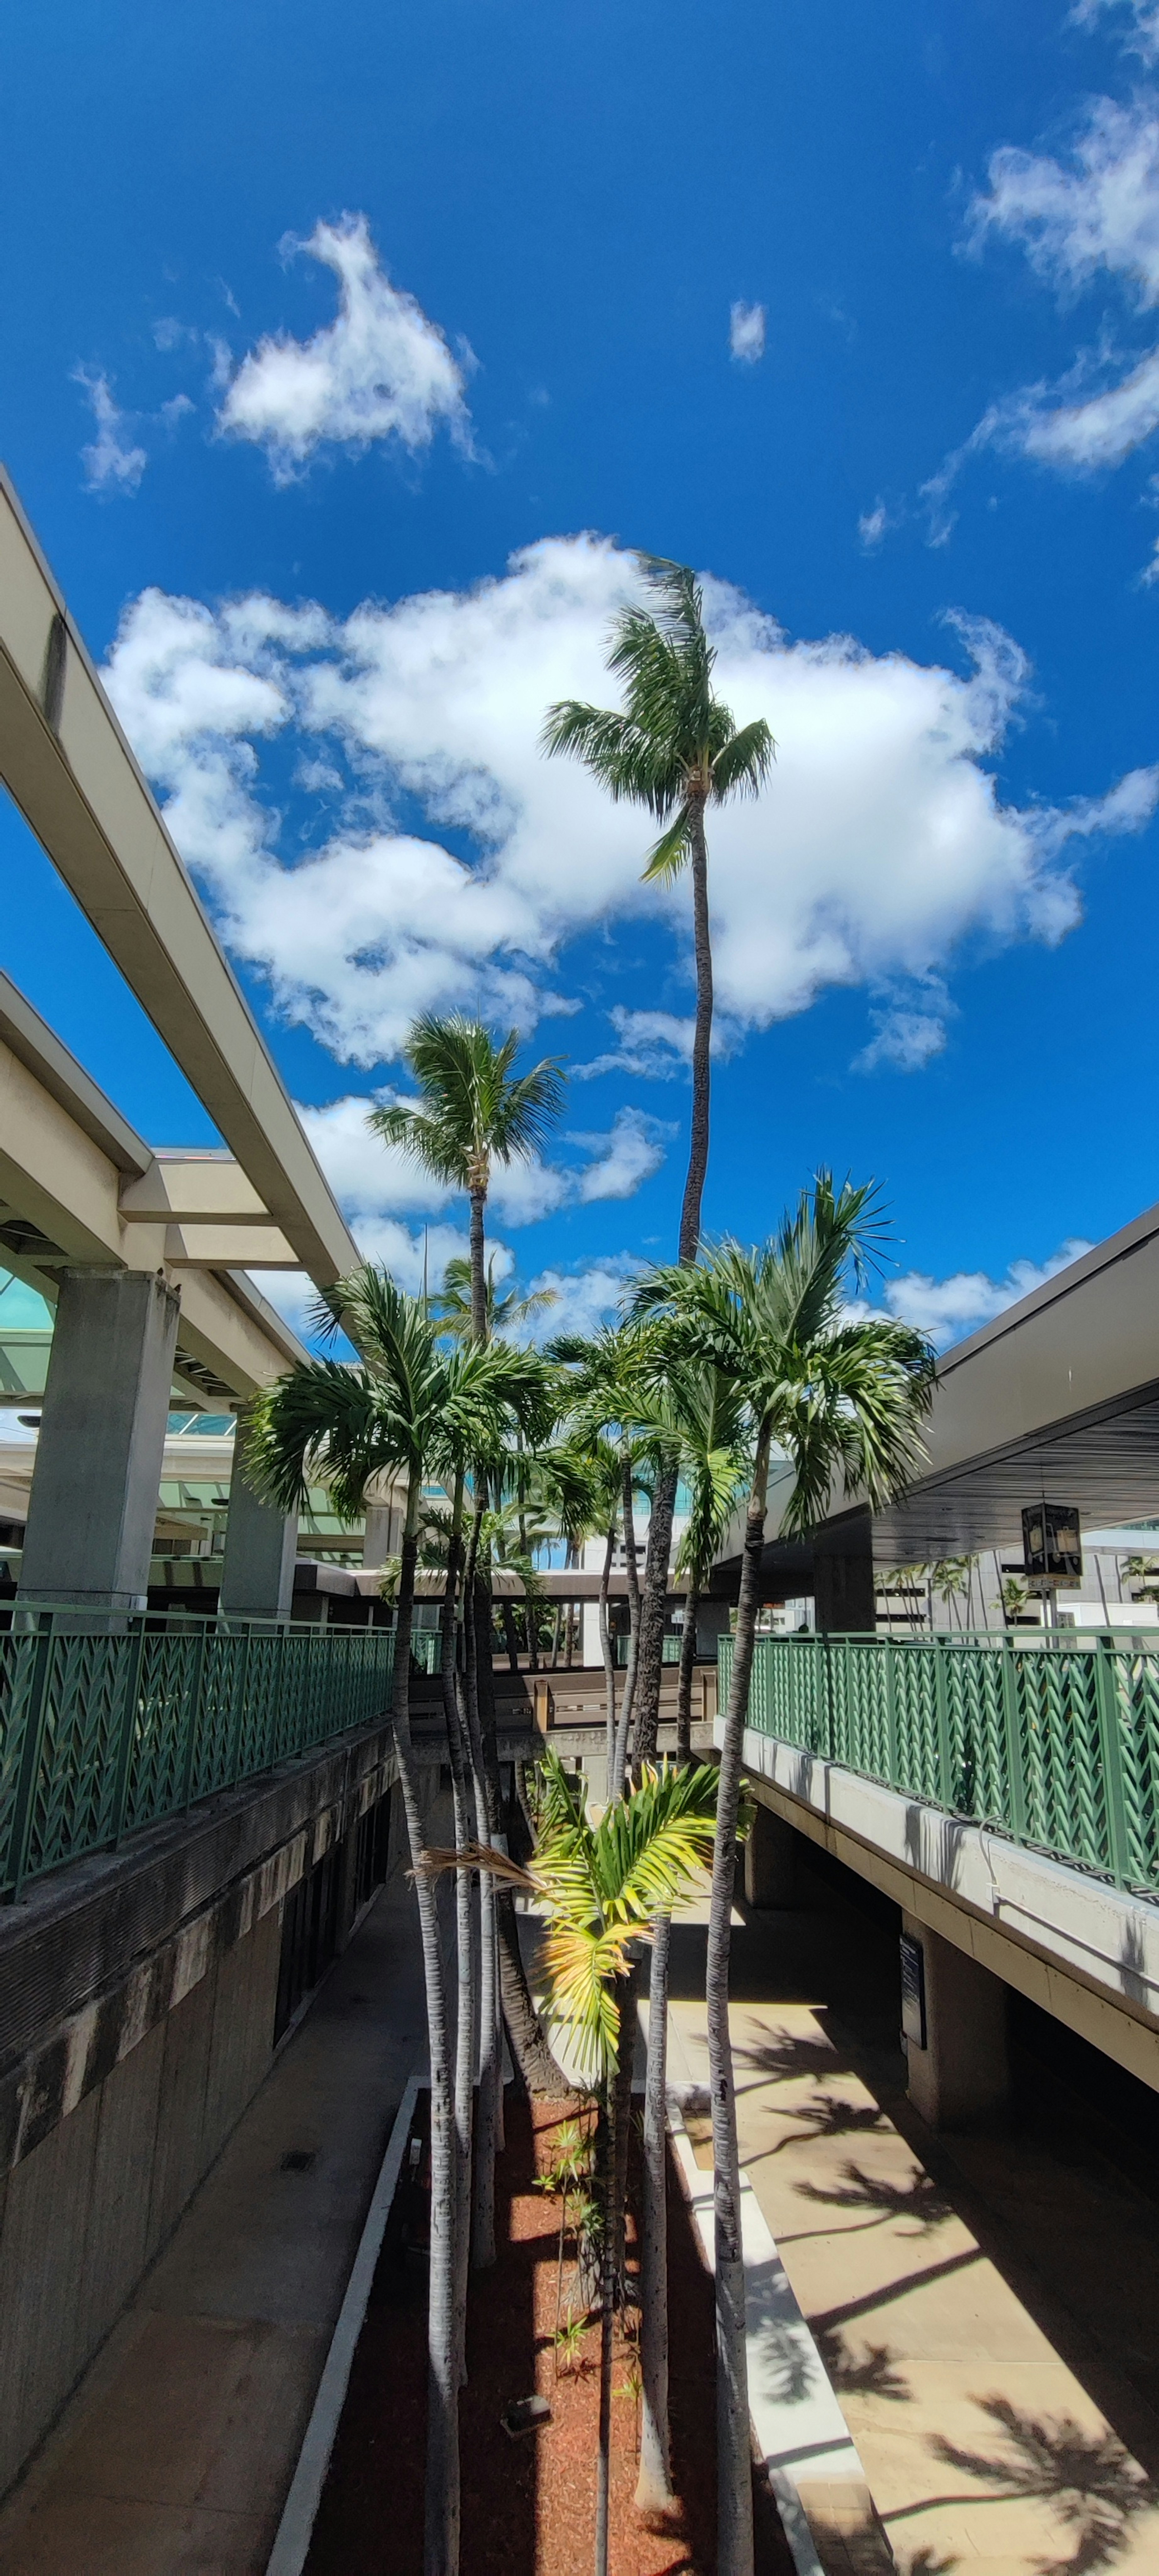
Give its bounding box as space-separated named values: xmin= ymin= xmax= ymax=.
xmin=815 ymin=2323 xmax=912 ymax=2404
xmin=886 ymin=2395 xmax=1157 ymax=2574
xmin=731 ymin=2033 xmax=859 ymax=2086
xmin=767 ymin=2093 xmax=890 ymax=2151
xmin=786 ymin=2160 xmax=955 ymax=2242
xmin=895 ymin=2551 xmax=958 ymax=2575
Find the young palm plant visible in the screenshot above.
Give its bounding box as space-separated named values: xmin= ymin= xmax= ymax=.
xmin=372 ymin=1014 xmax=568 ymax=2100
xmin=543 ymin=559 xmax=775 ymax=1771
xmin=633 ymin=1178 xmax=935 ymax=2576
xmin=245 ymin=1267 xmax=551 ymax=2576
xmin=432 ymin=1250 xmax=558 ymax=1344
xmin=431 ymin=1748 xmax=720 ymax=2576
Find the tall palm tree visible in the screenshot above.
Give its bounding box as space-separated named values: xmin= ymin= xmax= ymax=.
xmin=634 ymin=1178 xmax=935 ymax=2576
xmin=543 ymin=558 xmax=775 ymax=1768
xmin=245 ymin=1268 xmax=551 ymax=2576
xmin=433 ymin=1251 xmax=558 ymax=1345
xmin=430 ymin=1748 xmax=720 ymax=2576
xmin=371 ymin=1014 xmax=565 ymax=1342
xmin=551 ymin=1324 xmax=658 ymax=1790
xmin=373 ymin=1014 xmax=568 ymax=2102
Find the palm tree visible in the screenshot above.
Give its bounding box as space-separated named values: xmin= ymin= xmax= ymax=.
xmin=634 ymin=1177 xmax=935 ymax=2576
xmin=551 ymin=1324 xmax=658 ymax=1790
xmin=245 ymin=1268 xmax=551 ymax=2576
xmin=433 ymin=1251 xmax=558 ymax=1344
xmin=372 ymin=1014 xmax=568 ymax=2103
xmin=371 ymin=1014 xmax=565 ymax=1342
xmin=431 ymin=1749 xmax=720 ymax=2576
xmin=543 ymin=561 xmax=776 ymax=1769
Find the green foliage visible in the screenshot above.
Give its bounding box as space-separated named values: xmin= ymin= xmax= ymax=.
xmin=369 ymin=1013 xmax=565 ymax=1198
xmin=432 ymin=1252 xmax=558 ymax=1343
xmin=542 ymin=558 xmax=775 ymax=883
xmin=630 ymin=1173 xmax=936 ymax=1535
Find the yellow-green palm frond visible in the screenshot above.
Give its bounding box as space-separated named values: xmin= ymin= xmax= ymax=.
xmin=593 ymin=1762 xmax=720 ymax=1925
xmin=538 ymin=1919 xmax=637 ymax=2075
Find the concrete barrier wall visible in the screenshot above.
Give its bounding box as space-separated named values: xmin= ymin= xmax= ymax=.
xmin=0 ymin=1717 xmax=399 ymax=2499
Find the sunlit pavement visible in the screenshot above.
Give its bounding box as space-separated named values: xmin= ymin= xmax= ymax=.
xmin=664 ymin=1865 xmax=1159 ymax=2576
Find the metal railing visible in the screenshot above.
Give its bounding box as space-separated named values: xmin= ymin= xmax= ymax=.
xmin=613 ymin=1633 xmax=683 ymax=1668
xmin=718 ymin=1628 xmax=1159 ymax=1894
xmin=0 ymin=1615 xmax=397 ymax=1901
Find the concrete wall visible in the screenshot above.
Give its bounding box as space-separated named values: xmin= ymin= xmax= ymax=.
xmin=0 ymin=1715 xmax=401 ymax=2501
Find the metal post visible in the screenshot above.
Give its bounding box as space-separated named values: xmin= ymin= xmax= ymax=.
xmin=8 ymin=1615 xmax=56 ymax=1900
xmin=110 ymin=1616 xmax=149 ymax=1847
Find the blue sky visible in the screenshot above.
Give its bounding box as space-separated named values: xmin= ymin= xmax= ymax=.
xmin=4 ymin=0 xmax=1159 ymax=1346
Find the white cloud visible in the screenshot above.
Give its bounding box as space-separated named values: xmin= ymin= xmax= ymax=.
xmin=523 ymin=1257 xmax=639 ymax=1341
xmin=74 ymin=368 xmax=147 ymax=494
xmin=875 ymin=1240 xmax=1092 ymax=1351
xmin=217 ymin=215 xmax=472 ymax=479
xmin=573 ymin=1007 xmax=697 ymax=1081
xmin=729 ymin=301 xmax=767 ymax=363
xmin=102 ymin=539 xmax=1155 ymax=1076
xmin=571 ymin=1108 xmax=669 ymax=1201
xmin=1073 ymin=0 xmax=1159 ymax=56
xmin=858 ymin=499 xmax=897 ymax=551
xmin=854 ymin=982 xmax=952 ymax=1073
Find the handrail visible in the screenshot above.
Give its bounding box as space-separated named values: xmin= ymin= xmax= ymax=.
xmin=0 ymin=1614 xmax=397 ymax=1900
xmin=718 ymin=1629 xmax=1159 ymax=1894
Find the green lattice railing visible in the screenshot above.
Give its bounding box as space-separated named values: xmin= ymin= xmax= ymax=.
xmin=718 ymin=1629 xmax=1159 ymax=1894
xmin=0 ymin=1616 xmax=396 ymax=1900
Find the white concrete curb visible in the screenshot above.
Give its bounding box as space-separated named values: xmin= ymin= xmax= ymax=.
xmin=666 ymin=2094 xmax=866 ymax=2576
xmin=266 ymin=2071 xmax=422 ymax=2576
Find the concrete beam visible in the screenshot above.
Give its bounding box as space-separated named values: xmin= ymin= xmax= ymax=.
xmin=0 ymin=469 xmax=358 ymax=1289
xmin=220 ymin=1468 xmax=297 ymax=1621
xmin=119 ymin=1155 xmax=278 ymax=1225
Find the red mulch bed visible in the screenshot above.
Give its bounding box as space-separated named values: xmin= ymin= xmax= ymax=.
xmin=306 ymin=2092 xmax=793 ymax=2574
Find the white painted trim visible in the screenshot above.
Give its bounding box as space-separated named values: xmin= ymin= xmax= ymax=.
xmin=665 ymin=2095 xmax=864 ymax=2576
xmin=265 ymin=2071 xmax=420 ymax=2576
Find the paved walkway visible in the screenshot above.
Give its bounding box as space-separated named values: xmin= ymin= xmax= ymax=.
xmin=665 ymin=1860 xmax=1159 ymax=2576
xmin=0 ymin=1846 xmax=438 ymax=2576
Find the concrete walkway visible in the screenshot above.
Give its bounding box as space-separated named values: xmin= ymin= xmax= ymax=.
xmin=0 ymin=1848 xmax=436 ymax=2575
xmin=665 ymin=1859 xmax=1159 ymax=2576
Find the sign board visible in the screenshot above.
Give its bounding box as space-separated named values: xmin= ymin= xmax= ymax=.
xmin=1021 ymin=1503 xmax=1082 ymax=1588
xmin=899 ymin=1932 xmax=926 ymax=2051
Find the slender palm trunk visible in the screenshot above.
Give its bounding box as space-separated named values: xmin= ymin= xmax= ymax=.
xmin=676 ymin=1579 xmax=699 ymax=1765
xmin=550 ymin=1601 xmax=562 ymax=1669
xmin=599 ymin=1520 xmax=617 ymax=1787
xmin=393 ymin=1485 xmax=460 ymax=2576
xmin=611 ymin=1960 xmax=638 ymax=2285
xmin=594 ymin=2072 xmax=615 ymax=2576
xmin=612 ymin=1449 xmax=640 ymax=1791
xmin=637 ymin=1912 xmax=675 ymax=2511
xmin=632 ymin=1455 xmax=678 ymax=1769
xmin=709 ymin=1427 xmax=769 ymax=2576
xmin=462 ymin=1505 xmax=498 ymax=2269
xmin=680 ymin=796 xmax=713 ymax=1264
xmin=468 ymin=1185 xmax=488 ymax=1343
xmin=440 ymin=1472 xmax=475 ymax=2391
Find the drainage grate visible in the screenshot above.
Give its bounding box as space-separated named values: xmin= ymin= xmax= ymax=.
xmin=280 ymin=2148 xmax=317 ymax=2174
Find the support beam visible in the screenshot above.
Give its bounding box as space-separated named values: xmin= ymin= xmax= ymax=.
xmin=219 ymin=1467 xmax=297 ymax=1623
xmin=902 ymin=1913 xmax=1009 ymax=2132
xmin=18 ymin=1268 xmax=179 ymax=1616
xmin=744 ymin=1803 xmax=797 ymax=1908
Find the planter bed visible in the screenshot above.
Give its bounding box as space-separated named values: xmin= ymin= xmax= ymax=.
xmin=304 ymin=2091 xmax=792 ymax=2574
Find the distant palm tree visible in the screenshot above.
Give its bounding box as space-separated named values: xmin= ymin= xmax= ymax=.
xmin=371 ymin=1015 xmax=565 ymax=1342
xmin=634 ymin=1179 xmax=935 ymax=2576
xmin=372 ymin=1015 xmax=568 ymax=2102
xmin=551 ymin=1324 xmax=657 ymax=1790
xmin=433 ymin=1251 xmax=558 ymax=1345
xmin=245 ymin=1267 xmax=551 ymax=2576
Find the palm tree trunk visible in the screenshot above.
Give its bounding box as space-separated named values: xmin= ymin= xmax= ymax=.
xmin=632 ymin=1455 xmax=678 ymax=1768
xmin=676 ymin=1580 xmax=699 ymax=1764
xmin=550 ymin=1601 xmax=562 ymax=1669
xmin=600 ymin=1520 xmax=617 ymax=1788
xmin=709 ymin=1429 xmax=769 ymax=2576
xmin=680 ymin=796 xmax=712 ymax=1264
xmin=637 ymin=1912 xmax=675 ymax=2512
xmin=471 ymin=1528 xmax=570 ymax=2097
xmin=468 ymin=1186 xmax=488 ymax=1343
xmin=393 ymin=1488 xmax=461 ymax=2576
xmin=462 ymin=1510 xmax=498 ymax=2270
xmin=500 ymin=1597 xmax=521 ymax=1674
xmin=440 ymin=1472 xmax=475 ymax=2391
xmin=612 ymin=1961 xmax=638 ymax=2284
xmin=594 ymin=2074 xmax=615 ymax=2576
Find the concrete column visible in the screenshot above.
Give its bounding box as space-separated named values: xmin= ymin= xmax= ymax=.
xmin=902 ymin=1914 xmax=1009 ymax=2130
xmin=18 ymin=1267 xmax=179 ymax=1618
xmin=219 ymin=1463 xmax=297 ymax=1622
xmin=695 ymin=1597 xmax=732 ymax=1657
xmin=744 ymin=1799 xmax=798 ymax=1907
xmin=362 ymin=1501 xmax=396 ymax=1567
xmin=814 ymin=1515 xmax=876 ymax=1632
